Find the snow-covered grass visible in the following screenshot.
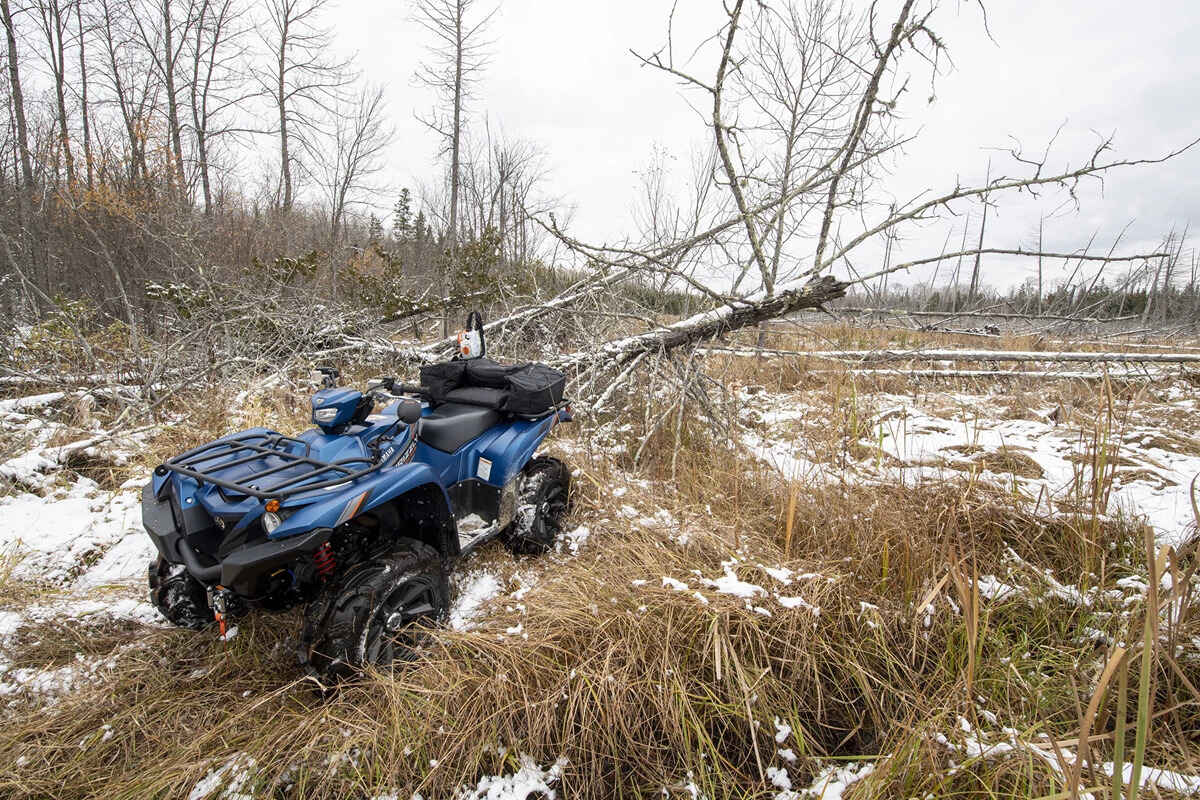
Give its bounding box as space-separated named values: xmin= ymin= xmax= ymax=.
xmin=1 ymin=332 xmax=1198 ymax=799
xmin=0 ymin=478 xmax=153 ymax=585
xmin=736 ymin=375 xmax=1200 ymax=549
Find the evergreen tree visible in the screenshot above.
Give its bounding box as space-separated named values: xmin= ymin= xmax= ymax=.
xmin=391 ymin=188 xmax=412 ymax=242
xmin=413 ymin=210 xmax=429 ymax=243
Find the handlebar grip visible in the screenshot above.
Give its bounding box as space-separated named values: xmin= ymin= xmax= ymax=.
xmin=396 ymin=382 xmax=430 ymax=396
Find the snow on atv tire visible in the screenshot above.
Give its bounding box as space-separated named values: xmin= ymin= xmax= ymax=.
xmin=502 ymin=456 xmax=571 ymax=555
xmin=299 ymin=538 xmax=448 ymax=683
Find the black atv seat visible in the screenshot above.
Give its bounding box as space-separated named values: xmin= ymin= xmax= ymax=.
xmin=417 ymin=402 xmax=503 ymax=453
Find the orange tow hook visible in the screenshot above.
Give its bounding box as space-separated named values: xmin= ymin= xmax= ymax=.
xmin=210 ymin=585 xmax=231 ymax=639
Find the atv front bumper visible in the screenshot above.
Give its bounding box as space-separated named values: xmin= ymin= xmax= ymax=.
xmin=141 ymin=483 xmax=331 ymax=595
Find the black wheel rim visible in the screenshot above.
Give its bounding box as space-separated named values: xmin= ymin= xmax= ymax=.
xmin=362 ymin=573 xmax=440 ymax=667
xmin=532 ymin=483 xmax=568 ymax=541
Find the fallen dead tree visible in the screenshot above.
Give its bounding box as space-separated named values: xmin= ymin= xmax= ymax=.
xmin=0 ymin=372 xmax=145 ymax=388
xmin=0 ymin=392 xmax=67 ymax=413
xmin=558 ymin=275 xmax=848 ymax=371
xmin=510 ymin=0 xmax=1193 ymax=395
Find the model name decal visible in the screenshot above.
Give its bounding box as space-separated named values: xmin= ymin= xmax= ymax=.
xmin=381 ymin=437 xmax=417 ymax=466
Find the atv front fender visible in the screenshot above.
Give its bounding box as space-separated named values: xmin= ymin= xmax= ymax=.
xmin=272 ymin=462 xmax=458 ymax=558
xmin=141 ymin=482 xmax=183 ymax=563
xmin=360 ymin=467 xmax=458 ymax=558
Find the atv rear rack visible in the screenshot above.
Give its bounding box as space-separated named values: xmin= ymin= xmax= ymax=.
xmin=155 ymin=431 xmax=383 ymax=499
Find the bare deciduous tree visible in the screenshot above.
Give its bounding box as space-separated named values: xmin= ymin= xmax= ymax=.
xmin=735 ymin=0 xmax=869 ymax=294
xmin=414 ymin=0 xmax=495 ymax=330
xmin=96 ymin=0 xmax=157 ymax=191
xmin=255 ymin=0 xmax=349 ymax=213
xmin=187 ymin=0 xmax=249 ymax=214
xmin=76 ymin=0 xmax=93 ymax=187
xmin=132 ymin=0 xmax=193 ymax=199
xmin=458 ymin=123 xmax=550 ymax=267
xmin=1 ymin=0 xmax=34 ymax=190
xmin=312 ymin=83 xmax=392 ymax=243
xmin=33 ymin=0 xmax=77 ymax=185
xmin=631 ymin=0 xmax=903 ymax=298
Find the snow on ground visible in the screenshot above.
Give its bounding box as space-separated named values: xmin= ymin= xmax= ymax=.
xmin=739 ymin=381 xmax=1200 ymax=548
xmin=0 ymin=478 xmax=153 ymax=584
xmin=453 ymin=755 xmax=568 ymax=800
xmin=934 ymin=713 xmax=1200 ymax=799
xmin=660 ymin=559 xmax=824 ymax=618
xmin=448 ymin=571 xmax=505 ymax=631
xmin=188 ymin=753 xmax=257 ymax=800
xmin=0 ymin=650 xmax=133 ymax=706
xmin=1100 ymin=761 xmax=1200 ymax=796
xmin=788 ymin=760 xmax=876 ymax=800
xmin=0 ymin=402 xmax=162 ymax=700
xmin=0 ymin=399 xmax=150 ymax=492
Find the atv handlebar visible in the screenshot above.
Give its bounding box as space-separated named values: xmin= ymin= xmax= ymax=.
xmin=366 ymin=377 xmax=430 ymax=398
xmin=394 ymin=382 xmax=431 ymax=398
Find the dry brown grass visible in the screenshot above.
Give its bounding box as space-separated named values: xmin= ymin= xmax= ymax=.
xmin=1 ymin=419 xmax=1194 ymax=799
xmin=1132 ymin=430 xmax=1200 ymax=458
xmin=4 ymin=617 xmax=147 ymax=671
xmin=969 ymin=447 xmax=1045 ymax=479
xmin=0 ymin=553 xmax=38 ymax=607
xmin=0 ymin=326 xmax=1197 ymax=798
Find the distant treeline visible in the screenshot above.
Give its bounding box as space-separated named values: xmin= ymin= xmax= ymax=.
xmin=841 ymin=273 xmax=1200 ymax=323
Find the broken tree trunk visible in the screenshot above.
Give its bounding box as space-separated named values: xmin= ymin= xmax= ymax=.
xmin=558 ymin=274 xmax=848 ymax=369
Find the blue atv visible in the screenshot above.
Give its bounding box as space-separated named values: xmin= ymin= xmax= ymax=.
xmin=141 ymin=320 xmax=571 ymax=680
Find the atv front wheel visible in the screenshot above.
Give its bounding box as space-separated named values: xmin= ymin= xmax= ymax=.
xmin=502 ymin=456 xmax=571 ymax=555
xmin=299 ymin=539 xmax=448 ymax=683
xmin=148 ymin=556 xmax=211 ymax=630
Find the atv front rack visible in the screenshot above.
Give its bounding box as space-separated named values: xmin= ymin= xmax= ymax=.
xmin=155 ymin=432 xmax=383 ymax=499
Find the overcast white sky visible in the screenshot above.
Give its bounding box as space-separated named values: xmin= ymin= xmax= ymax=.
xmin=335 ymin=0 xmax=1200 ymax=292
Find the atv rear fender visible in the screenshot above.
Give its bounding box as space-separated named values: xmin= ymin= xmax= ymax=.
xmin=479 ymin=410 xmax=563 ymax=487
xmin=420 ymin=408 xmax=564 ymax=490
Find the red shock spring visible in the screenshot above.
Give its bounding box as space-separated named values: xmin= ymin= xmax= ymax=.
xmin=312 ymin=542 xmax=336 ymax=579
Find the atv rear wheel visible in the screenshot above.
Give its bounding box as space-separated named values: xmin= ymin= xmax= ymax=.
xmin=299 ymin=538 xmax=447 ymax=683
xmin=148 ymin=556 xmax=211 ymax=630
xmin=502 ymin=456 xmax=571 ymax=555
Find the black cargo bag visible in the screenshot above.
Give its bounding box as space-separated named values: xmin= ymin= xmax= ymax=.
xmin=464 ymin=357 xmax=518 ymax=388
xmin=419 ymin=360 xmax=467 ymax=404
xmin=419 ymin=358 xmax=565 ymax=416
xmin=504 ymin=362 xmax=566 ymax=416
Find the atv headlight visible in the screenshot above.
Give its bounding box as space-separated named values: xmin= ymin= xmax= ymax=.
xmin=262 ymin=511 xmax=283 ymax=534
xmin=313 ymin=407 xmax=340 ymax=424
